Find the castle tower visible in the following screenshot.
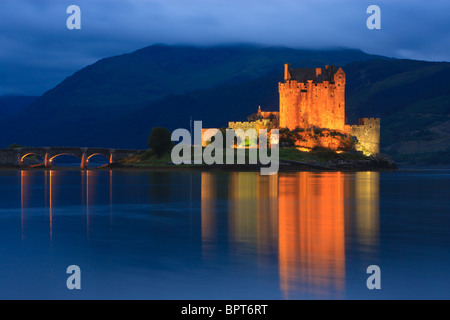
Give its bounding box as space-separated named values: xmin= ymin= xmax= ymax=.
xmin=279 ymin=64 xmax=346 ymax=131
xmin=349 ymin=118 xmax=381 ymax=155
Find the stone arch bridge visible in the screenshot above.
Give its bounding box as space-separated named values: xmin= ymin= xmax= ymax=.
xmin=0 ymin=147 xmax=145 ymax=168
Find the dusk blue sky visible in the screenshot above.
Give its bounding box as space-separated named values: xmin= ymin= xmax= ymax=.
xmin=1 ymin=0 xmax=449 ymax=95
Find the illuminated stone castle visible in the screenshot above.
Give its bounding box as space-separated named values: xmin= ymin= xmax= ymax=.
xmin=206 ymin=64 xmax=380 ymax=155
xmin=279 ymin=64 xmax=346 ymax=131
xmin=278 ymin=64 xmax=380 ymax=154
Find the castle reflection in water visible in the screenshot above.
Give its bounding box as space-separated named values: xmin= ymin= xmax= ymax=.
xmin=201 ymin=171 xmax=379 ymax=299
xmin=19 ymin=169 xmax=379 ymax=299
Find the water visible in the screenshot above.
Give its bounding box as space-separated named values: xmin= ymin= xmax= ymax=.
xmin=0 ymin=169 xmax=448 ymax=299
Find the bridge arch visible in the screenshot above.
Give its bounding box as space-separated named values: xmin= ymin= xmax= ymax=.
xmin=49 ymin=153 xmax=81 ymax=162
xmin=48 ymin=153 xmax=82 ymax=167
xmin=87 ymin=153 xmax=111 ymax=161
xmin=20 ymin=153 xmax=45 ymax=166
xmin=86 ymin=153 xmax=111 ymax=168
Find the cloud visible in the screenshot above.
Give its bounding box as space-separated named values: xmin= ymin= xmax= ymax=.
xmin=0 ymin=0 xmax=449 ymax=95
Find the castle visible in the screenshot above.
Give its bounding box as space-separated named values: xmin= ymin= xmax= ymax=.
xmin=280 ymin=64 xmax=346 ymax=131
xmin=207 ymin=64 xmax=380 ymax=155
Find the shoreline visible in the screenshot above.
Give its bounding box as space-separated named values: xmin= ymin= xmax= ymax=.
xmin=1 ymin=147 xmax=398 ymax=172
xmin=0 ymin=159 xmax=398 ymax=172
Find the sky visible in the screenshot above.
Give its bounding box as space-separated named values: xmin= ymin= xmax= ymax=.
xmin=1 ymin=0 xmax=449 ymax=96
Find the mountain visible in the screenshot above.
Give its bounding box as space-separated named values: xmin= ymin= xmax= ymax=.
xmin=344 ymin=59 xmax=450 ymax=163
xmin=0 ymin=45 xmax=386 ymax=147
xmin=0 ymin=95 xmax=38 ymax=122
xmin=0 ymin=44 xmax=449 ymax=164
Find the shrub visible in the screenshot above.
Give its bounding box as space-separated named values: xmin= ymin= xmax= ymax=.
xmin=147 ymin=127 xmax=173 ymax=157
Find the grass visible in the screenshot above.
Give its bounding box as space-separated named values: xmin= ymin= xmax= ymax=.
xmin=121 ymin=149 xmax=173 ymax=166
xmin=122 ymin=146 xmax=371 ymax=167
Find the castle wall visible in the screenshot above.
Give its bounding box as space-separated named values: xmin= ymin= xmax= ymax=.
xmin=228 ymin=119 xmax=277 ymax=132
xmin=228 ymin=120 xmax=278 ymax=147
xmin=279 ymin=68 xmax=346 ymax=131
xmin=347 ymin=118 xmax=380 ymax=155
xmin=202 ymin=128 xmax=220 ymax=147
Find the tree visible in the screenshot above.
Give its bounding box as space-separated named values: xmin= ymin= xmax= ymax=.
xmin=147 ymin=127 xmax=173 ymax=157
xmin=7 ymin=143 xmax=23 ymax=149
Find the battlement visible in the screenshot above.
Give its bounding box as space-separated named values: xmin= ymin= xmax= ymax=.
xmin=279 ymin=80 xmax=336 ymax=91
xmin=283 ymin=63 xmax=345 ymax=84
xmin=228 ymin=121 xmax=246 ymax=126
xmin=229 ymin=119 xmax=272 ymax=127
xmin=358 ymin=118 xmax=380 ymax=126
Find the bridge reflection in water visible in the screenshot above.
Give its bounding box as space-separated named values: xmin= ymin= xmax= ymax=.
xmin=201 ymin=171 xmax=380 ymax=299
xmin=20 ymin=170 xmax=113 ymax=242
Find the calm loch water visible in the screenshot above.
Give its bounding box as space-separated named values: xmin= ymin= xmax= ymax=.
xmin=0 ymin=169 xmax=448 ymax=299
